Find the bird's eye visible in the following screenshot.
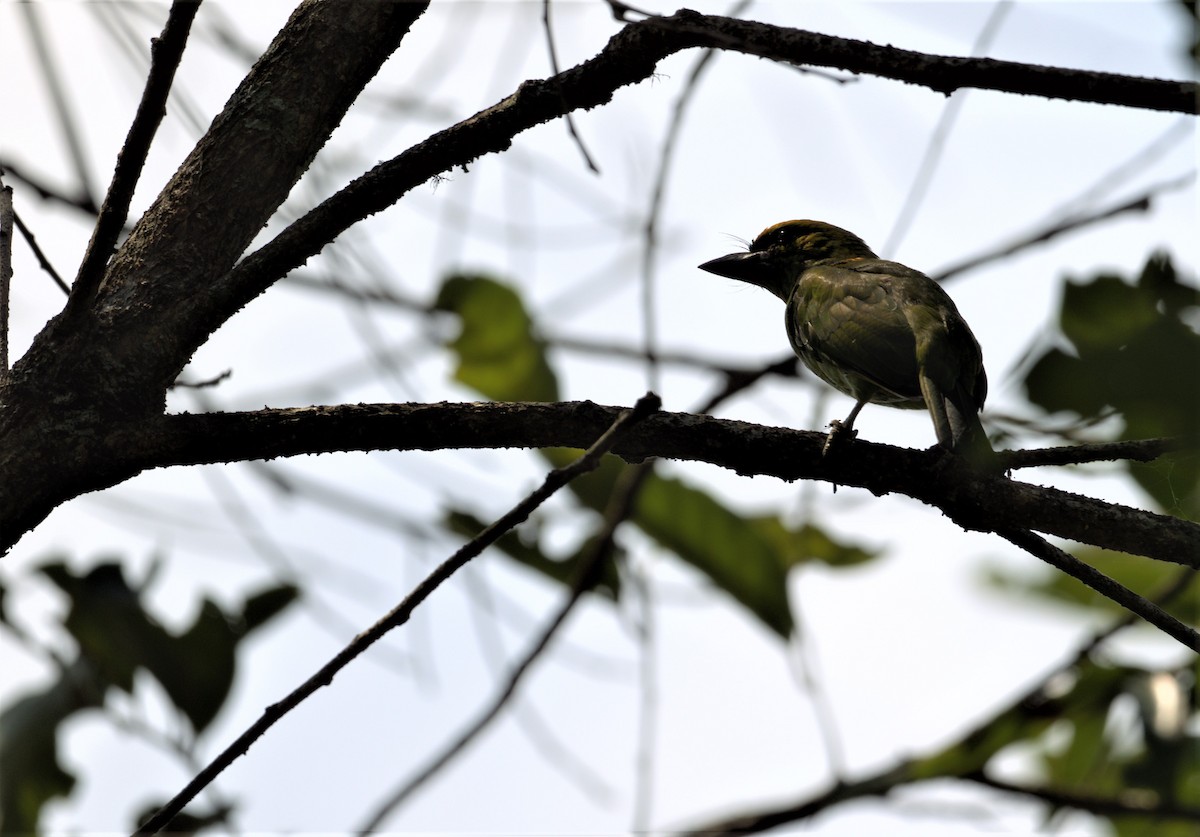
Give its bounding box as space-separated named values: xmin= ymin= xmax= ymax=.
xmin=751 ymin=229 xmax=789 ymax=252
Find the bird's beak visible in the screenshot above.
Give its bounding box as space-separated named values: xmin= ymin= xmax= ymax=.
xmin=698 ymin=251 xmax=772 ymax=286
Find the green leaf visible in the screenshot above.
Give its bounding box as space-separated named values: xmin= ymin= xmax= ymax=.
xmin=434 ymin=274 xmax=558 ymax=402
xmin=242 ymin=583 xmax=300 ymax=633
xmin=148 ymin=600 xmax=237 ymax=735
xmin=150 ymin=585 xmax=298 ymax=734
xmin=446 ymin=510 xmax=621 ymax=599
xmin=0 ymin=661 xmax=102 ymax=834
xmin=1024 ymin=254 xmax=1199 ymax=433
xmin=1022 ymin=254 xmax=1200 ymax=518
xmin=755 ymin=520 xmax=880 ymax=568
xmin=633 ymin=470 xmax=795 ymax=637
xmin=912 ymin=659 xmax=1129 ymax=781
xmin=438 ymin=279 xmax=885 ymax=639
xmin=41 ymin=561 xmax=170 ymax=693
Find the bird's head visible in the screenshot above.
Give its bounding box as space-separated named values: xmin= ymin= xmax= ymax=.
xmin=698 ymin=220 xmax=877 ymax=301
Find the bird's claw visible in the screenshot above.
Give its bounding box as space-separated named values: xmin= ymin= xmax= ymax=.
xmin=822 ymin=420 xmax=858 ymax=456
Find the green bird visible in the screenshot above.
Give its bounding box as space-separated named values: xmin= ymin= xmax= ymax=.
xmin=699 ymin=219 xmax=991 ymax=461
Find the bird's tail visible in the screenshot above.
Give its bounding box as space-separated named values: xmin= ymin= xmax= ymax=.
xmin=921 ymin=376 xmax=996 ymax=469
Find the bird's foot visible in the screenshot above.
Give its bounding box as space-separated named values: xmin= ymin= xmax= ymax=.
xmin=822 ymin=420 xmax=858 ymax=456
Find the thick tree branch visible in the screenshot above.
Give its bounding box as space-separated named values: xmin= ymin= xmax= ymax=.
xmin=219 ymin=10 xmax=1196 ymax=337
xmin=12 ymin=0 xmax=429 ymax=409
xmin=69 ymin=0 xmax=202 ymax=310
xmin=0 ymin=1 xmax=429 ymax=556
xmin=110 ymin=402 xmax=1199 ymax=568
xmin=654 ymin=11 xmax=1197 ymax=113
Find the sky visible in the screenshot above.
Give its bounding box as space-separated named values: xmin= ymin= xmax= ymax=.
xmin=1 ymin=1 xmax=1196 ymax=834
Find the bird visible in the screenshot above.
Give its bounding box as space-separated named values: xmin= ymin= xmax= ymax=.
xmin=699 ymin=219 xmax=992 ymax=462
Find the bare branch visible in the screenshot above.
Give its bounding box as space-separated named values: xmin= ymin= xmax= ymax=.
xmin=0 ymin=159 xmax=99 ymax=215
xmin=69 ymin=1 xmax=202 ymax=310
xmin=542 ymin=0 xmax=600 ymax=173
xmin=135 ymin=392 xmax=661 ymax=836
xmin=651 ymin=11 xmax=1197 ymax=112
xmin=684 ymin=564 xmax=1199 ymax=834
xmin=222 ymin=10 xmax=1195 ymax=334
xmin=932 ymin=174 xmax=1194 ymax=283
xmin=0 ymin=178 xmax=12 ymax=373
xmin=997 ymin=528 xmax=1198 ymax=651
xmin=1002 ymin=437 xmax=1189 ymax=469
xmin=11 ymin=209 xmax=69 ymax=294
xmin=18 ymin=4 xmax=98 ymax=207
xmin=115 ymin=402 xmax=1200 ymax=569
xmin=963 ymin=771 xmax=1200 ymax=822
xmin=358 ymin=461 xmax=654 ymax=832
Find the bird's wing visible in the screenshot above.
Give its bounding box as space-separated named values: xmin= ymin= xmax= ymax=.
xmin=789 ymin=262 xmax=924 ymax=401
xmin=854 ymin=260 xmax=990 ymax=448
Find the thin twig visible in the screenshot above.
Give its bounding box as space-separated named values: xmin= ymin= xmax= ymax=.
xmin=542 ymin=0 xmax=600 ymax=174
xmin=882 ymin=0 xmax=1013 ymax=258
xmin=931 ymin=173 xmax=1193 ymax=283
xmin=19 ymin=4 xmax=98 ymax=207
xmin=0 ymin=178 xmax=13 ymax=373
xmin=11 ymin=209 xmax=69 ymax=294
xmin=460 ymin=570 xmax=617 ymax=805
xmin=70 ymin=0 xmax=202 ymax=312
xmin=357 ymin=461 xmax=655 ymax=832
xmin=0 ymin=159 xmax=98 ymax=215
xmin=1002 ymin=437 xmax=1187 ymax=470
xmin=963 ymin=771 xmax=1200 ymax=821
xmin=134 ymin=393 xmax=660 ymax=836
xmin=170 ymin=369 xmax=232 ymax=389
xmin=639 ymin=1 xmax=749 ymax=392
xmin=997 ymin=527 xmax=1199 ymax=651
xmin=682 ymin=564 xmax=1199 ymax=834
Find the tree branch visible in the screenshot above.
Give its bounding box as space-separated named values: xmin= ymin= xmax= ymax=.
xmin=135 ymin=393 xmax=661 ymax=836
xmin=115 ymin=401 xmax=1200 ymax=568
xmin=1002 ymin=437 xmax=1189 ymax=469
xmin=684 ymin=563 xmax=1200 ymax=834
xmin=997 ymin=528 xmax=1197 ymax=650
xmin=357 ymin=461 xmax=655 ymax=832
xmin=219 ymin=9 xmax=1195 ymax=339
xmin=69 ymin=0 xmax=202 ymax=310
xmin=963 ymin=771 xmax=1200 ymax=822
xmin=651 ymin=11 xmax=1196 ymax=113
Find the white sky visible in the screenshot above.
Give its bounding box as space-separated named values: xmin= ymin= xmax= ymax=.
xmin=1 ymin=1 xmax=1196 ymax=834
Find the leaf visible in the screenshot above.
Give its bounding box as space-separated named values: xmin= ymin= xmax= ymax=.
xmin=1022 ymin=254 xmax=1200 ymax=518
xmin=41 ymin=561 xmax=171 ymax=693
xmin=148 ymin=600 xmax=237 ymax=735
xmin=633 ymin=470 xmax=795 ymax=637
xmin=756 ymin=520 xmax=880 ymax=568
xmin=242 ymin=583 xmax=300 ymax=633
xmin=438 ymin=278 xmax=885 ymax=639
xmin=38 ymin=560 xmax=299 ymax=735
xmin=150 ymin=585 xmax=298 ymax=734
xmin=1024 ymin=254 xmax=1200 ymax=431
xmin=434 ymin=274 xmax=558 ymax=402
xmin=446 ymin=510 xmax=621 ymax=599
xmin=0 ymin=662 xmax=101 ymax=834
xmin=912 ymin=659 xmax=1129 ymax=781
